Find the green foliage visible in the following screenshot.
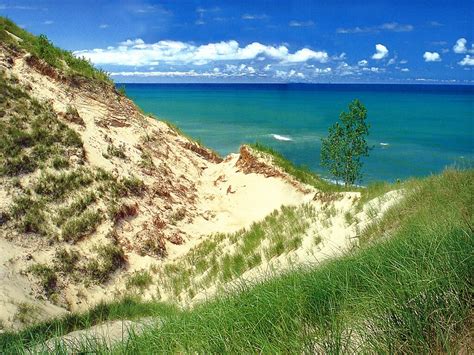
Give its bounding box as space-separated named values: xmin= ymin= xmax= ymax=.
xmin=117 ymin=85 xmax=127 ymax=96
xmin=34 ymin=169 xmax=93 ymax=201
xmin=55 ymin=192 xmax=96 ymax=226
xmin=126 ymin=270 xmax=153 ymax=291
xmin=85 ymin=244 xmax=127 ymax=283
xmin=106 ymin=143 xmax=126 ymax=159
xmin=121 ymin=175 xmax=146 ymax=196
xmin=0 ymin=17 xmax=112 ymax=84
xmin=54 ymin=248 xmax=80 ymax=273
xmin=35 ymin=34 xmax=61 ymax=68
xmin=61 ymin=210 xmax=102 ymax=243
xmin=28 ymin=264 xmax=57 ymax=295
xmin=321 ymin=99 xmax=370 ymax=186
xmin=1 ymin=170 xmax=472 ymax=353
xmin=0 ymin=297 xmax=178 ymax=350
xmin=10 ymin=195 xmax=48 ymax=235
xmin=250 ymin=143 xmax=346 ymax=192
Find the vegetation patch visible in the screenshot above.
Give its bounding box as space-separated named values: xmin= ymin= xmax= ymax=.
xmin=126 ymin=270 xmax=153 ymax=292
xmin=85 ymin=244 xmax=127 ymax=283
xmin=158 ymin=204 xmax=316 ymax=299
xmin=28 ymin=264 xmax=57 ymax=296
xmin=1 ymin=17 xmax=112 ymax=84
xmin=61 ymin=210 xmax=102 ymax=243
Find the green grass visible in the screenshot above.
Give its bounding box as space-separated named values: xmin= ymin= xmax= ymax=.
xmin=85 ymin=244 xmax=127 ymax=283
xmin=61 ymin=209 xmax=102 ymax=243
xmin=0 ymin=76 xmax=84 ymax=177
xmin=159 ymin=204 xmax=316 ymax=299
xmin=27 ymin=264 xmax=57 ymax=296
xmin=0 ymin=297 xmax=178 ymax=352
xmin=0 ymin=16 xmax=112 ymax=84
xmin=126 ymin=270 xmax=154 ymax=292
xmin=2 ymin=169 xmax=470 ymax=353
xmin=249 ymin=142 xmax=348 ymax=192
xmin=250 ymin=143 xmax=407 ymax=209
xmin=111 ymin=169 xmax=472 ymax=354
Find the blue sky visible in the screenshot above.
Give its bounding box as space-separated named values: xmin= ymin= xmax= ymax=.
xmin=1 ymin=0 xmax=473 ymax=83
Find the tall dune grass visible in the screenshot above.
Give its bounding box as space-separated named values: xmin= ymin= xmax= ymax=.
xmin=1 ymin=169 xmax=472 ymax=353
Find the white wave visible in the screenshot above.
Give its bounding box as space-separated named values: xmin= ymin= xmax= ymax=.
xmin=272 ymin=134 xmax=293 ymax=142
xmin=380 ymin=142 xmax=389 ymax=146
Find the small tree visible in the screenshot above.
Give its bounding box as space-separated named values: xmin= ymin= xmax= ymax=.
xmin=321 ymin=99 xmax=370 ymax=186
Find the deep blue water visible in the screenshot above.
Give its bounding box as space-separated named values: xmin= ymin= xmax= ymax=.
xmin=123 ymin=83 xmax=474 ymax=183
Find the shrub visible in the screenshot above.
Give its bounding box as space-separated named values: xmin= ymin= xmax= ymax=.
xmin=10 ymin=195 xmax=48 ymax=234
xmin=1 ymin=154 xmax=37 ymax=176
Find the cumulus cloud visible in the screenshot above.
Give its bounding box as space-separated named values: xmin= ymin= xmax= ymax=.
xmin=285 ymin=48 xmax=328 ymax=63
xmin=401 ymin=68 xmax=410 ymax=72
xmin=423 ymin=51 xmax=441 ymax=62
xmin=458 ymin=55 xmax=474 ymax=66
xmin=371 ymin=44 xmax=389 ymax=60
xmin=358 ymin=59 xmax=368 ymax=66
xmin=74 ymin=40 xmax=329 ymax=66
xmin=337 ymin=22 xmax=413 ymax=34
xmin=453 ymin=38 xmax=474 ymax=54
xmin=99 ymin=24 xmax=109 ymax=29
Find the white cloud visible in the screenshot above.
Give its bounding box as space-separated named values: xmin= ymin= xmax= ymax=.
xmin=372 ymin=44 xmax=389 ymax=60
xmin=289 ymin=20 xmax=314 ymax=27
xmin=99 ymin=24 xmax=109 ymax=29
xmin=74 ymin=40 xmax=329 ymax=66
xmin=337 ymin=22 xmax=413 ymax=34
xmin=315 ymin=67 xmax=332 ymax=74
xmin=358 ymin=59 xmax=368 ymax=66
xmin=285 ymin=48 xmax=328 ymax=63
xmin=387 ymin=58 xmax=396 ymax=65
xmin=423 ymin=51 xmax=441 ymax=62
xmin=453 ymin=38 xmax=474 ymax=54
xmin=43 ymin=20 xmax=53 ymax=25
xmin=275 ymin=69 xmax=305 ymax=80
xmin=242 ymin=14 xmax=268 ymax=20
xmin=458 ymin=55 xmax=474 ymax=66
xmin=401 ymin=68 xmax=410 ymax=72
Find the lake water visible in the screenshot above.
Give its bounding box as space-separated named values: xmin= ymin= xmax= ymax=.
xmin=124 ymin=83 xmax=474 ymax=183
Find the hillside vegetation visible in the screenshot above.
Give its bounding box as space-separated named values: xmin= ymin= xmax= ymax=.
xmin=0 ymin=17 xmax=111 ymax=84
xmin=1 ymin=169 xmax=472 ymax=353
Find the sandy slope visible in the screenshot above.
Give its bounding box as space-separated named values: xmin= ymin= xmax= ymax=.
xmin=0 ymin=42 xmax=403 ymax=331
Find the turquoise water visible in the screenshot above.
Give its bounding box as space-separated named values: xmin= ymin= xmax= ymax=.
xmin=124 ymin=84 xmax=474 ymax=183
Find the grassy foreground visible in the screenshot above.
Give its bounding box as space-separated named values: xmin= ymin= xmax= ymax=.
xmin=1 ymin=169 xmax=472 ymax=353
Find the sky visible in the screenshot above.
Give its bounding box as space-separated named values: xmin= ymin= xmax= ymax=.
xmin=1 ymin=0 xmax=473 ymax=84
